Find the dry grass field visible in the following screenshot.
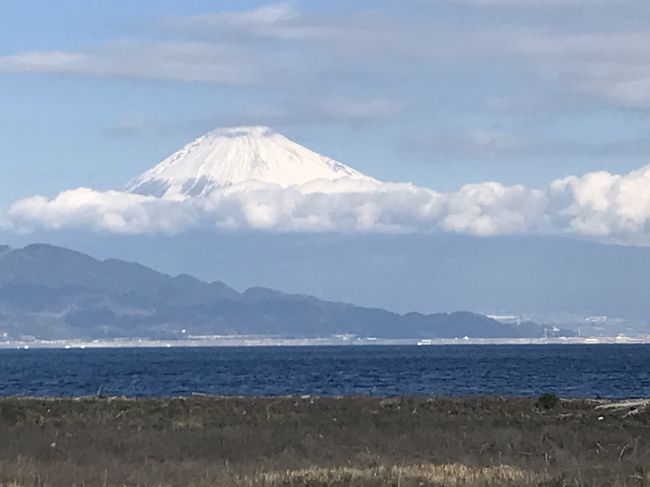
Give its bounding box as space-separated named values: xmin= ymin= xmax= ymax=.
xmin=0 ymin=395 xmax=649 ymax=486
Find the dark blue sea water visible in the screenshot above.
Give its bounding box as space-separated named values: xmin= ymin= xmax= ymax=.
xmin=1 ymin=345 xmax=649 ymax=399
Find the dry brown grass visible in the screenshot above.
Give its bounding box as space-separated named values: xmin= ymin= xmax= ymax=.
xmin=241 ymin=464 xmax=544 ymax=486
xmin=0 ymin=396 xmax=649 ymax=486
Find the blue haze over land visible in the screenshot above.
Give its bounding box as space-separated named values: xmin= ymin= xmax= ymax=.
xmin=3 ymin=231 xmax=649 ymax=324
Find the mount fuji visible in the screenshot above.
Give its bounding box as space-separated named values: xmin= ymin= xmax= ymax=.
xmin=125 ymin=126 xmax=376 ymax=199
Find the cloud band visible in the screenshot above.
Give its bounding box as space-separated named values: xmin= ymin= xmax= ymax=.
xmin=4 ymin=164 xmax=650 ymax=245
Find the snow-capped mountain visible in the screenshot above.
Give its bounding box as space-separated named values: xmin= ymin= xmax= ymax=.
xmin=125 ymin=126 xmax=375 ymax=199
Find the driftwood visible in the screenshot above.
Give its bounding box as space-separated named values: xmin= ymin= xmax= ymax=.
xmin=595 ymin=399 xmax=650 ymax=417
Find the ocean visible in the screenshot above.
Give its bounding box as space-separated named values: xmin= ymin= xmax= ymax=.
xmin=1 ymin=344 xmax=649 ymax=398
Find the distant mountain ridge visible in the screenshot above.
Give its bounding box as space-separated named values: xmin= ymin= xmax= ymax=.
xmin=0 ymin=243 xmax=570 ymax=340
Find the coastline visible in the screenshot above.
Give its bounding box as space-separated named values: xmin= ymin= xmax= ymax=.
xmin=2 ymin=334 xmax=650 ymax=349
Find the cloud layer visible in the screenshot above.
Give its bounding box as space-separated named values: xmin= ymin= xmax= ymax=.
xmin=5 ymin=164 xmax=650 ymax=245
xmin=3 ymin=2 xmax=650 ymax=112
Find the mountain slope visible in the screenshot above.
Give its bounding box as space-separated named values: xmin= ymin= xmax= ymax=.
xmin=124 ymin=126 xmax=374 ymax=199
xmin=0 ymin=243 xmax=568 ymax=341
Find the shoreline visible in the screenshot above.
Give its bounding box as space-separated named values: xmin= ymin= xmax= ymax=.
xmin=2 ymin=334 xmax=650 ymax=349
xmin=0 ymin=393 xmax=647 ymax=403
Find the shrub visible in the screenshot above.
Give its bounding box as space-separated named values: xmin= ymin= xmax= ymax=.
xmin=536 ymin=393 xmax=561 ymax=410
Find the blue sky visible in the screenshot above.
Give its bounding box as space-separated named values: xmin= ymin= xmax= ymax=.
xmin=3 ymin=0 xmax=650 ymax=208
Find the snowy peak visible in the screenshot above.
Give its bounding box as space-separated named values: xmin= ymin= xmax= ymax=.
xmin=125 ymin=126 xmax=374 ymax=199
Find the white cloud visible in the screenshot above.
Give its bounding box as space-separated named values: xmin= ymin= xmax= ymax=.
xmin=438 ymin=0 xmax=622 ymax=7
xmin=3 ymin=2 xmax=650 ymax=112
xmin=201 ymin=3 xmax=299 ymax=28
xmin=165 ymin=3 xmax=352 ymax=42
xmin=550 ymin=166 xmax=650 ymax=244
xmin=441 ymin=182 xmax=548 ymax=236
xmin=311 ymin=98 xmax=405 ymax=125
xmin=0 ymin=42 xmax=257 ymax=84
xmin=511 ymin=31 xmax=650 ymax=109
xmin=168 ymin=3 xmax=302 ymax=37
xmin=209 ymin=97 xmax=405 ymax=128
xmin=3 ymin=180 xmax=444 ymax=235
xmin=6 ymin=163 xmax=650 ymax=245
xmin=408 ymin=128 xmax=522 ymax=158
xmin=7 ymin=188 xmax=201 ymax=234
